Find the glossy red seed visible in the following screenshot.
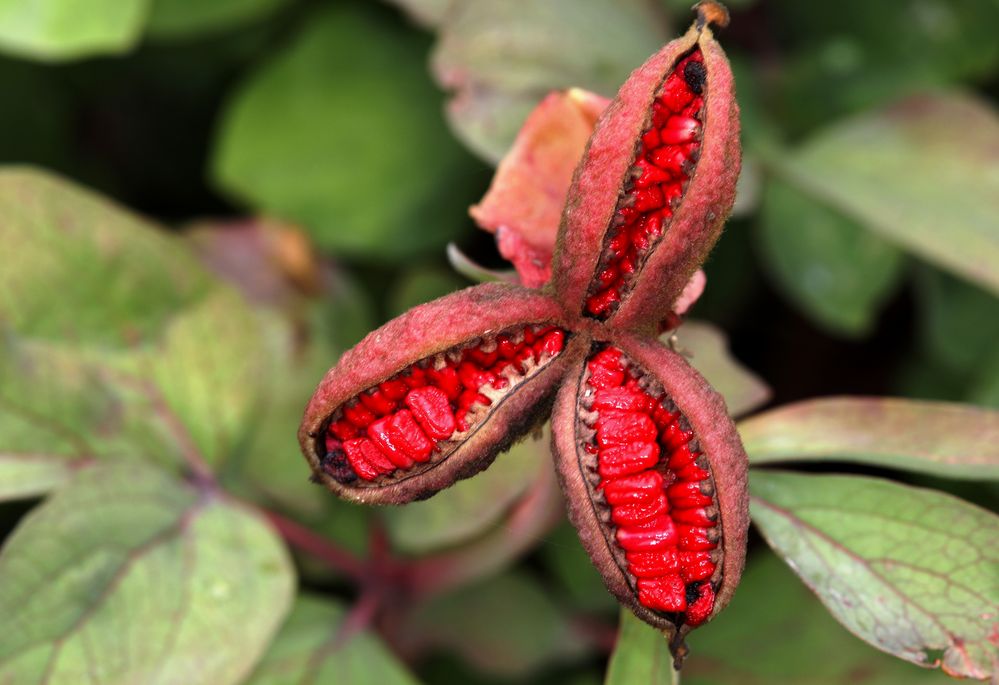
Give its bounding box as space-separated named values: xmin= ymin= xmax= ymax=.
xmin=379 ymin=378 xmax=409 ymax=401
xmin=677 ymin=461 xmax=710 ymax=481
xmin=329 ymin=419 xmax=358 ymax=441
xmin=598 ymin=441 xmax=660 ymax=478
xmin=660 ymin=115 xmax=700 ymax=144
xmin=633 ymin=187 xmax=664 ymax=212
xmin=343 ymin=438 xmax=393 ymax=478
xmin=360 ymin=388 xmax=395 ymax=415
xmin=496 ymin=335 xmax=517 ymax=359
xmin=641 ymin=127 xmax=661 ymax=149
xmin=367 ymin=415 xmax=416 ymax=469
xmin=466 ymin=346 xmax=499 ymax=367
xmin=537 ymin=329 xmax=566 ymax=357
xmin=611 ymin=493 xmax=669 ymax=525
xmin=389 ymin=410 xmax=434 ymax=462
xmin=685 ymin=583 xmax=715 ymax=626
xmin=404 ymin=367 xmax=427 ymax=388
xmin=677 ymin=525 xmax=716 ymax=551
xmin=343 ymin=402 xmax=376 ymax=428
xmin=341 ymin=438 xmax=381 ymax=481
xmin=592 ymin=386 xmax=655 ymax=413
xmin=662 ymin=423 xmax=693 ymax=449
xmin=457 ymin=362 xmax=496 ymax=391
xmin=615 ymin=514 xmax=677 ymax=551
xmin=626 ymin=549 xmax=679 ymax=577
xmin=586 ymin=287 xmax=619 ymax=316
xmin=596 ymin=410 xmax=658 ymax=448
xmin=671 ymin=507 xmax=715 ymax=527
xmin=637 ymin=574 xmax=687 ymax=612
xmin=426 ymin=366 xmax=462 ymax=400
xmin=587 ymin=350 xmax=624 ymax=389
xmin=659 ymin=73 xmax=694 ymax=111
xmin=405 ymin=386 xmax=456 ymax=440
xmin=602 ymin=470 xmax=665 ymax=505
xmin=667 ymin=444 xmax=699 ymax=470
xmin=678 ymin=551 xmax=716 ymax=582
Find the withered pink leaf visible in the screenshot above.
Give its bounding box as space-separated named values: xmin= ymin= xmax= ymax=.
xmin=470 ymin=89 xmax=609 ymax=288
xmin=301 ymin=4 xmax=744 ymax=662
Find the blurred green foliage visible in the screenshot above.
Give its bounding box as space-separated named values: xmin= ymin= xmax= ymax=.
xmin=0 ymin=0 xmax=997 ymax=684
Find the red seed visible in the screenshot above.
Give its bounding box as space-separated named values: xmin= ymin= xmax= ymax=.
xmin=367 ymin=415 xmax=415 ymax=469
xmin=457 ymin=388 xmax=491 ymax=411
xmin=667 ymin=444 xmax=699 ymax=470
xmin=671 ymin=507 xmax=715 ymax=527
xmin=596 ymin=410 xmax=658 ymax=448
xmin=637 ymin=574 xmax=687 ymax=612
xmin=602 ymin=470 xmax=665 ymax=505
xmin=329 ymin=419 xmax=358 ymax=441
xmin=427 ymin=366 xmax=462 ymax=400
xmin=598 ymin=441 xmax=660 ymax=478
xmin=641 ymin=127 xmax=661 ymax=149
xmin=405 ymin=386 xmax=456 ymax=440
xmin=593 ymin=387 xmax=655 ymax=413
xmin=342 ymin=438 xmax=381 ymax=481
xmin=360 ymin=388 xmax=395 ymax=415
xmin=634 ymin=159 xmax=673 ymax=189
xmin=615 ymin=514 xmax=677 ymax=551
xmin=660 ymin=115 xmax=700 ymax=144
xmin=667 ymin=481 xmax=706 ymax=501
xmin=676 ymin=461 xmax=710 ymax=482
xmin=404 ymin=367 xmax=427 ymax=388
xmin=343 ymin=402 xmax=376 ymax=428
xmin=467 ymin=346 xmax=499 ymax=367
xmin=586 ymin=287 xmax=619 ymax=316
xmin=650 ymin=147 xmax=688 ymax=176
xmin=678 ymin=551 xmax=715 ymax=582
xmin=611 ymin=493 xmax=669 ymax=525
xmin=496 ymin=335 xmax=518 ymax=359
xmin=537 ymin=329 xmax=565 ymax=357
xmin=684 ymin=583 xmax=715 ymax=626
xmin=659 ymin=73 xmax=694 ymax=111
xmin=457 ymin=362 xmax=496 ymax=391
xmin=633 ymin=186 xmax=664 ymax=212
xmin=677 ymin=525 xmax=716 ymax=551
xmin=343 ymin=438 xmax=393 ymax=478
xmin=626 ymin=549 xmax=678 ymax=577
xmin=379 ymin=378 xmax=410 ymax=401
xmin=389 ymin=410 xmax=434 ymax=462
xmin=662 ymin=423 xmax=693 ymax=449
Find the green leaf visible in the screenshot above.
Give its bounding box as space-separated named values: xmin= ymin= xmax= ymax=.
xmin=401 ymin=571 xmax=587 ymax=678
xmin=245 ymin=595 xmax=419 ymax=685
xmin=431 ymin=0 xmax=669 ymax=162
xmin=382 ymin=0 xmax=451 ymax=28
xmin=0 ymin=167 xmax=284 ymax=486
xmin=387 ymin=266 xmax=466 ymax=319
xmin=540 ymin=523 xmax=619 ymax=613
xmin=0 ymin=454 xmax=74 ymax=501
xmin=768 ymin=93 xmax=999 ymax=297
xmin=0 ymin=0 xmax=147 ymax=61
xmin=383 ymin=427 xmax=549 ymax=554
xmin=772 ymin=0 xmax=999 ymax=134
xmin=683 ymin=552 xmax=957 ymax=685
xmin=212 ymin=5 xmax=476 ymax=261
xmin=604 ymin=609 xmax=675 ymax=685
xmin=758 ymin=178 xmax=904 ymax=336
xmin=0 ymin=462 xmax=294 ymax=684
xmin=915 ymin=267 xmax=999 ymax=374
xmin=740 ymin=396 xmax=999 ymax=479
xmin=750 ymin=471 xmax=999 ymax=681
xmin=147 ymin=0 xmax=287 ymax=39
xmin=670 ymin=322 xmax=770 ymax=418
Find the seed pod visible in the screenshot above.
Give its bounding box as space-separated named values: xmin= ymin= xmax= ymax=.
xmin=299 ymin=283 xmax=580 ymax=504
xmin=551 ymin=331 xmax=748 ymax=657
xmin=548 ymin=7 xmax=740 ymax=329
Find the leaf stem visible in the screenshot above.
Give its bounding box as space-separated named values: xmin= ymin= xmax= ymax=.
xmin=262 ymin=508 xmax=366 ymax=581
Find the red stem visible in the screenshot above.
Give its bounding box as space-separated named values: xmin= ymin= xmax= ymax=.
xmin=263 ymin=508 xmax=367 ymax=581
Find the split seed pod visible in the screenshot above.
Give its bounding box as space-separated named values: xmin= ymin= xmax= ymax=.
xmin=299 ymin=2 xmax=746 ymax=663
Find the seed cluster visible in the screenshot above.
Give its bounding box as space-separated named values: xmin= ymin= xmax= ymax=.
xmin=585 ymin=50 xmax=706 ymax=319
xmin=581 ymin=346 xmax=718 ymax=626
xmin=323 ymin=325 xmax=566 ymax=483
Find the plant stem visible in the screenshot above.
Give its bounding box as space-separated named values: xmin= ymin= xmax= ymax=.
xmin=263 ymin=508 xmax=366 ymax=581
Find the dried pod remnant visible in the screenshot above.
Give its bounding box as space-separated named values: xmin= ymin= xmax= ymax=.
xmin=586 ymin=51 xmax=707 ymax=319
xmin=322 ymin=324 xmax=567 ymax=485
xmin=579 ymin=346 xmax=719 ymax=628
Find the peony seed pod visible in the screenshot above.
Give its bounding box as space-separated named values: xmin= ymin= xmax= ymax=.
xmin=551 ymin=333 xmax=747 ymax=654
xmin=548 ymin=3 xmax=740 ymax=330
xmin=301 ymin=2 xmax=745 ymax=664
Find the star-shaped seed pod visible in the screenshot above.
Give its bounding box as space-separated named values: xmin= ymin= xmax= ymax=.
xmin=299 ymin=2 xmax=746 ymax=662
